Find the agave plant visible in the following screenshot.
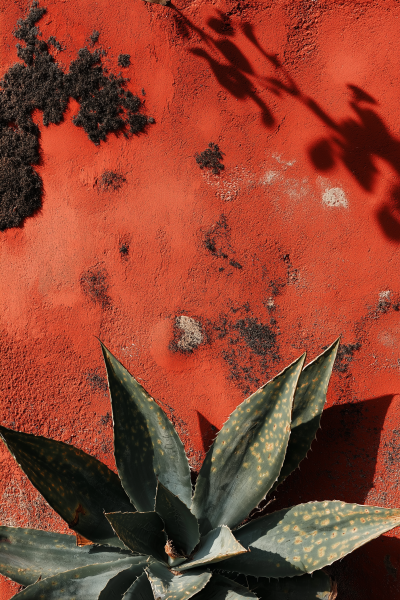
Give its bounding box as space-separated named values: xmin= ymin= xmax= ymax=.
xmin=1 ymin=338 xmax=399 ymax=600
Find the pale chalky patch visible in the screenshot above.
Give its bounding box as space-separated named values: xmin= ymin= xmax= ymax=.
xmin=176 ymin=316 xmax=203 ymax=351
xmin=322 ymin=187 xmax=348 ymax=208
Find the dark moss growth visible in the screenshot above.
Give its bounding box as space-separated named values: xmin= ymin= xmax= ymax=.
xmin=196 ymin=142 xmax=224 ymax=175
xmin=90 ymin=30 xmax=100 ymax=45
xmin=97 ymin=170 xmax=126 ymax=191
xmin=80 ymin=266 xmax=111 ymax=308
xmin=86 ymin=369 xmax=108 ymax=393
xmin=118 ymin=54 xmax=131 ymax=67
xmin=0 ymin=158 xmax=42 ymax=231
xmin=64 ymin=47 xmax=147 ymax=144
xmin=48 ymin=36 xmax=62 ymax=51
xmin=0 ymin=2 xmax=149 ymax=231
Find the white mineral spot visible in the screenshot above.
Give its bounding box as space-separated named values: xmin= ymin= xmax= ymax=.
xmin=176 ymin=316 xmax=203 ymax=351
xmin=261 ymin=170 xmax=280 ymax=185
xmin=379 ymin=290 xmax=391 ymax=302
xmin=266 ymin=297 xmax=275 ymax=308
xmin=322 ymin=187 xmax=348 ymax=208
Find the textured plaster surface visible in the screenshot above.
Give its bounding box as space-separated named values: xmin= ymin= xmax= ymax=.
xmin=1 ymin=0 xmax=400 ymax=598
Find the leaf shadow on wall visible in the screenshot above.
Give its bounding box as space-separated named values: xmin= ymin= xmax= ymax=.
xmin=171 ymin=7 xmax=400 ymax=241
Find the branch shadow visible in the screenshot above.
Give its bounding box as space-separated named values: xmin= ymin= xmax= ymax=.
xmin=171 ymin=7 xmax=400 ymax=240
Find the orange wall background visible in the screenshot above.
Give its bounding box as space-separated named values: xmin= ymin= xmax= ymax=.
xmin=1 ymin=0 xmax=400 ymax=598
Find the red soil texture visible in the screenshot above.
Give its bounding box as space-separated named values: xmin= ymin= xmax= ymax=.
xmin=1 ymin=0 xmax=400 ymax=598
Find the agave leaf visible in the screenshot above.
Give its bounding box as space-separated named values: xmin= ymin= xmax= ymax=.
xmin=0 ymin=426 xmax=133 ymax=547
xmin=146 ymin=561 xmax=212 ymax=600
xmin=251 ymin=571 xmax=332 ymax=599
xmin=178 ymin=526 xmax=247 ymax=571
xmin=272 ymin=339 xmax=340 ymax=491
xmin=220 ymin=501 xmax=400 ymax=577
xmin=101 ymin=343 xmax=192 ymax=511
xmin=99 ymin=563 xmax=148 ymax=600
xmin=13 ymin=557 xmax=143 ymax=600
xmin=123 ymin=572 xmax=154 ymax=600
xmin=155 ymin=482 xmax=200 ymax=557
xmin=192 ymin=575 xmax=257 ymax=600
xmin=106 ymin=511 xmax=168 ymax=562
xmin=192 ymin=354 xmax=306 ymax=535
xmin=0 ymin=526 xmax=141 ymax=586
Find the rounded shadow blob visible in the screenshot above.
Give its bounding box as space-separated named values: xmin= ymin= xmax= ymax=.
xmin=308 ymin=138 xmax=335 ymax=171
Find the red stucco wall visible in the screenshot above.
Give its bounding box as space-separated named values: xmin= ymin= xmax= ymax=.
xmin=1 ymin=0 xmax=400 ymax=597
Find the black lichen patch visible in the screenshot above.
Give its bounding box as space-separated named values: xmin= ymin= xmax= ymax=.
xmin=86 ymin=369 xmax=108 ymax=394
xmin=89 ymin=30 xmax=100 ymax=45
xmin=282 ymin=253 xmax=299 ymax=284
xmin=196 ymin=142 xmax=224 ymax=175
xmin=214 ymin=307 xmax=280 ymax=395
xmin=97 ymin=170 xmax=126 ymax=191
xmin=0 ymin=2 xmax=149 ymax=231
xmin=99 ymin=412 xmax=112 ymax=426
xmin=235 ymin=317 xmax=278 ymax=358
xmin=203 ymin=214 xmax=243 ymax=270
xmin=333 ymin=342 xmax=361 ymax=374
xmin=80 ymin=266 xmax=111 ymax=308
xmin=119 ymin=242 xmax=129 ymax=257
xmin=118 ymin=54 xmax=131 ymax=68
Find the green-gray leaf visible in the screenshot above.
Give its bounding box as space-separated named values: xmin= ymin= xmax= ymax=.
xmin=106 ymin=512 xmax=167 ymax=562
xmin=0 ymin=526 xmax=138 ymax=586
xmin=193 ymin=575 xmax=257 ymax=600
xmin=0 ymin=425 xmax=133 ymax=547
xmin=272 ymin=339 xmax=340 ymax=490
xmin=101 ymin=343 xmax=192 ymax=511
xmin=13 ymin=557 xmax=143 ymax=600
xmin=99 ymin=562 xmax=148 ymax=600
xmin=146 ymin=561 xmax=212 ymax=600
xmin=123 ymin=572 xmax=154 ymax=600
xmin=220 ymin=501 xmax=400 ymax=577
xmin=155 ymin=482 xmax=199 ymax=557
xmin=192 ymin=354 xmax=306 ymax=535
xmin=251 ymin=571 xmax=332 ymax=600
xmin=178 ymin=526 xmax=247 ymax=571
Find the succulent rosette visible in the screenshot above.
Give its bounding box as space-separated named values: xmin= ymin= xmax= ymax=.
xmin=0 ymin=339 xmax=399 ymax=600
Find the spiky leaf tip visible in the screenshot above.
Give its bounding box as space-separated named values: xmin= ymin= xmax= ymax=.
xmin=101 ymin=342 xmax=192 ymax=511
xmin=192 ymin=353 xmax=306 ymax=534
xmin=178 ymin=525 xmax=247 ymax=571
xmin=221 ymin=501 xmax=400 ymax=577
xmin=106 ymin=511 xmax=168 ymax=562
xmin=0 ymin=425 xmax=133 ymax=547
xmin=146 ymin=561 xmax=212 ymax=600
xmin=273 ymin=338 xmax=340 ymax=490
xmin=155 ymin=482 xmax=200 ymax=557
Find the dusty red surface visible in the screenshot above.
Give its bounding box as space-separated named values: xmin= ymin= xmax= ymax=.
xmin=1 ymin=0 xmax=400 ymax=597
